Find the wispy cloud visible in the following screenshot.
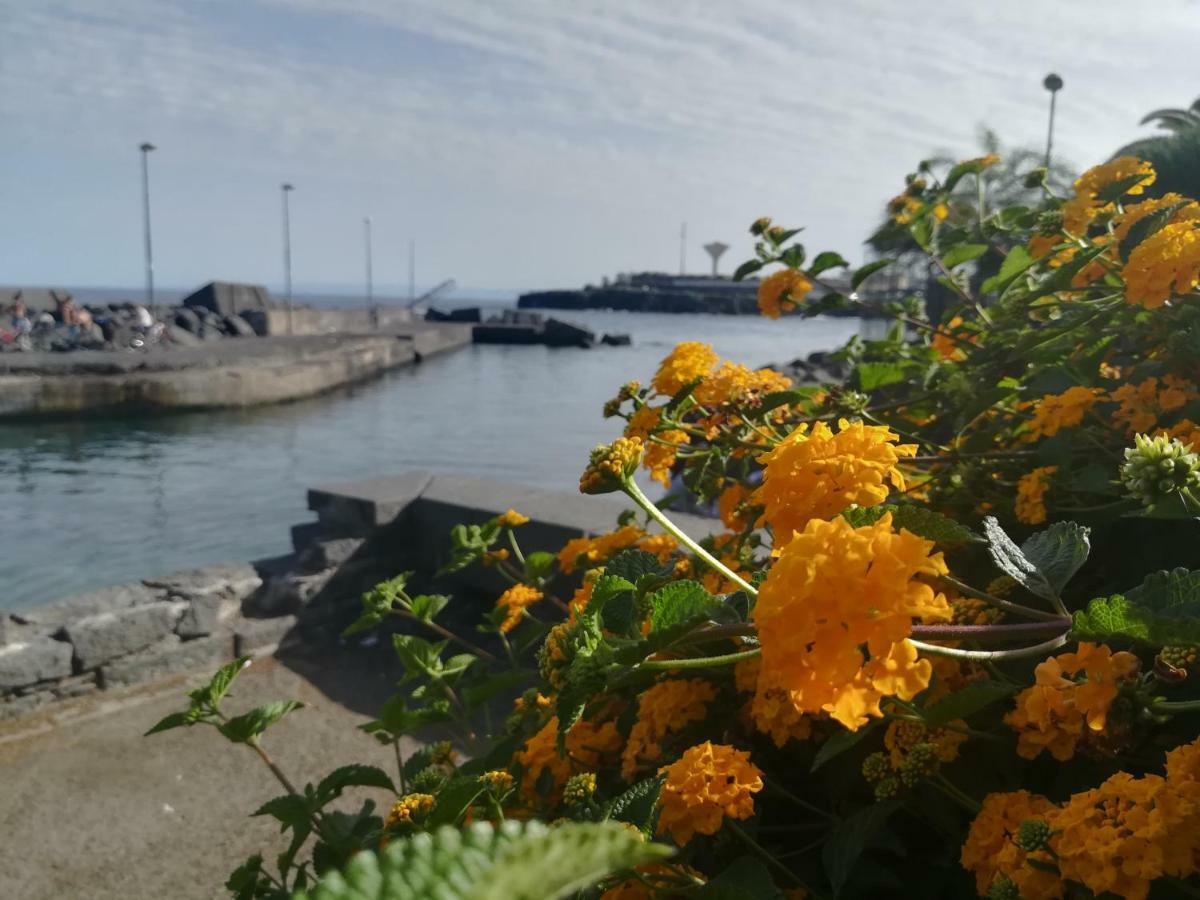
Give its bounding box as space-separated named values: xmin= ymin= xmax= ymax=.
xmin=2 ymin=0 xmax=1198 ymax=288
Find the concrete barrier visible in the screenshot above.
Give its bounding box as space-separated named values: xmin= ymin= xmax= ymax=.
xmin=0 ymin=472 xmax=721 ymax=720
xmin=261 ymin=307 xmax=415 ymax=336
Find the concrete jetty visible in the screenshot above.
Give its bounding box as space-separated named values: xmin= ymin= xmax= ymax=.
xmin=0 ymin=321 xmax=470 ymax=417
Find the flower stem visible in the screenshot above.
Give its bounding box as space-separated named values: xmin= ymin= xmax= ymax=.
xmin=937 ymin=575 xmax=1063 ymax=622
xmin=932 ymin=775 xmax=982 ymax=814
xmin=725 ymin=820 xmax=823 ymax=897
xmin=1151 ymin=699 xmax=1200 ymax=714
xmin=622 ymin=476 xmax=756 ymax=595
xmin=910 ymin=632 xmax=1069 ymax=662
xmin=638 ymin=647 xmax=760 ymax=671
xmin=910 ymin=620 xmax=1070 ymax=642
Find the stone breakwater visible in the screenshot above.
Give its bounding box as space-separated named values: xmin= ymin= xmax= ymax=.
xmin=0 ymin=471 xmax=718 ymax=722
xmin=0 ymin=323 xmax=470 ymax=417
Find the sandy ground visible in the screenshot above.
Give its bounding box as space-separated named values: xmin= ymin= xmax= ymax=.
xmin=0 ymin=648 xmax=417 ymax=900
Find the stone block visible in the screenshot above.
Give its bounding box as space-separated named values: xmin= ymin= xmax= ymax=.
xmin=290 ymin=521 xmax=325 ymax=554
xmin=234 ymin=615 xmax=299 ymax=657
xmin=52 ymin=673 xmax=99 ymax=700
xmin=145 ymin=563 xmax=262 ymax=602
xmin=247 ymin=571 xmax=333 ymax=617
xmin=0 ymin=615 xmax=8 ymax=646
xmin=176 ymin=593 xmax=238 ymax=639
xmin=307 ymin=471 xmax=432 ymax=535
xmin=65 ymin=601 xmax=186 ymax=670
xmin=297 ymin=537 xmax=364 ymax=572
xmin=0 ymin=690 xmax=56 ymax=720
xmin=11 ymin=582 xmax=163 ymax=630
xmin=99 ymin=634 xmax=231 ymax=689
xmin=0 ymin=637 xmax=74 ymax=691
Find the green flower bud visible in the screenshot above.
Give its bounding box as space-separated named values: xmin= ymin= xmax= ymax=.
xmin=563 ymin=772 xmax=597 ymax=806
xmin=750 ymin=217 xmax=772 ymax=236
xmin=874 ymin=775 xmax=902 ymax=802
xmin=987 ymin=875 xmax=1020 ymax=900
xmin=1120 ymin=433 xmax=1200 ymax=511
xmin=899 ymin=743 xmax=940 ymax=786
xmin=409 ymin=765 xmax=448 ymax=794
xmin=861 ymin=752 xmax=890 ymax=784
xmin=1014 ymin=818 xmax=1052 ymax=853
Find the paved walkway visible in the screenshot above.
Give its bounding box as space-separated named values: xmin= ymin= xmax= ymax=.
xmin=0 ymin=649 xmax=415 ymax=900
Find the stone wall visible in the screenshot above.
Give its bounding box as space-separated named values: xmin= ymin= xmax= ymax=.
xmin=1 ymin=472 xmax=718 ymax=720
xmin=261 ymin=307 xmax=415 ymax=336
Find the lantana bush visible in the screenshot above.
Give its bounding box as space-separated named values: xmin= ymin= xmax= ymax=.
xmin=153 ymin=152 xmax=1200 ymax=899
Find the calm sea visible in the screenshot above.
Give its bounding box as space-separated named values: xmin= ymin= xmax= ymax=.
xmin=0 ymin=301 xmax=858 ymax=609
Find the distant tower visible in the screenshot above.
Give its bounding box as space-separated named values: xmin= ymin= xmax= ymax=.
xmin=703 ymin=241 xmax=729 ymax=276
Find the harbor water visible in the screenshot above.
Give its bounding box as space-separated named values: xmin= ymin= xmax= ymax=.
xmin=0 ymin=310 xmax=857 ymax=609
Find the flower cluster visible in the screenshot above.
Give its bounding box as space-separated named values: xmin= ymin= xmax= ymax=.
xmin=495 ymin=583 xmax=544 ymax=633
xmin=1006 ymin=643 xmax=1140 ymax=760
xmin=753 ymin=514 xmax=950 ymax=729
xmin=656 ymin=742 xmax=763 ymax=845
xmin=755 ymin=419 xmax=916 ymax=539
xmin=621 ymin=678 xmax=717 ymax=780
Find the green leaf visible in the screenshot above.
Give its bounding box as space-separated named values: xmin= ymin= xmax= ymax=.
xmin=810 ymin=721 xmax=880 ymax=772
xmin=1095 ymin=172 xmax=1156 ymax=203
xmin=696 ymin=857 xmax=782 ymax=899
xmin=851 ymin=259 xmax=893 ymax=291
xmin=922 ymin=681 xmax=1020 ymax=727
xmin=1072 ymin=568 xmax=1200 ymax=647
xmin=218 ymin=700 xmax=304 ymax=744
xmin=855 ymin=361 xmax=909 ymax=392
xmin=822 ymin=802 xmax=900 ymax=896
xmin=226 ymin=854 xmax=270 ymax=900
xmin=944 ymin=158 xmax=992 ymax=192
xmin=427 ymin=776 xmax=485 ymax=828
xmin=982 ymin=244 xmax=1035 ymax=293
xmin=392 ymin=635 xmax=448 ymax=679
xmin=839 ymin=506 xmax=890 ymax=528
xmin=758 ymin=387 xmax=827 ymax=413
xmin=344 ymin=574 xmax=413 ymax=636
xmin=1117 ymin=201 xmax=1188 ymax=262
xmin=409 ymin=593 xmax=450 ymax=623
xmin=205 ymin=656 xmax=253 ymax=706
xmin=808 ymin=251 xmax=850 ymax=277
xmin=604 ymin=775 xmax=664 ymax=834
xmin=295 ymin=821 xmax=670 ymax=900
xmin=1020 ymin=522 xmax=1091 ymax=596
xmin=982 ymin=516 xmax=1057 ymax=603
xmin=316 ymin=765 xmax=396 ymax=806
xmin=144 ymin=710 xmax=199 ymax=737
xmin=254 ymin=794 xmax=313 ymax=831
xmin=733 ymin=259 xmax=765 ymax=281
xmin=779 ymin=245 xmax=806 ymax=268
xmin=648 ymin=581 xmax=722 ymax=633
xmin=942 ymin=243 xmax=989 ymax=269
xmin=523 ymin=552 xmax=556 ymax=582
xmin=462 ymin=670 xmax=531 ymax=708
xmin=890 ymin=505 xmax=982 ymax=546
xmin=605 ymin=550 xmax=671 ymax=584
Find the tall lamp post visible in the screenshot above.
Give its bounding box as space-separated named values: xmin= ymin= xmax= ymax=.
xmin=1043 ymin=73 xmax=1063 ymax=168
xmin=364 ymin=216 xmax=376 ymax=328
xmin=281 ymin=183 xmax=295 ymax=334
xmin=139 ymin=142 xmax=156 ymax=318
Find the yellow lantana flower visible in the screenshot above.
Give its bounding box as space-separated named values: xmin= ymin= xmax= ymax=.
xmin=656 ymin=742 xmax=762 ymax=845
xmin=757 ymin=268 xmax=812 ymax=319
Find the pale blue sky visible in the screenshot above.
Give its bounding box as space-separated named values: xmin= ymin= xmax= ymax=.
xmin=2 ymin=0 xmax=1198 ymax=295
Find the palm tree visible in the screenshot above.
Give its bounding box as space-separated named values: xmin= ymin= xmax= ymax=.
xmin=1113 ymin=98 xmax=1200 ymax=198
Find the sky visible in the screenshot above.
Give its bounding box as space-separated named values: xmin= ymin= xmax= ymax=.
xmin=2 ymin=0 xmax=1199 ymax=297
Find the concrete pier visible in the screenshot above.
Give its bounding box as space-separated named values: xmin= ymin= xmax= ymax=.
xmin=0 ymin=322 xmax=470 ymax=417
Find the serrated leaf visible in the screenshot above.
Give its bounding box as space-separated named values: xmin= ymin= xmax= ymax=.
xmin=840 ymin=505 xmax=890 ymax=527
xmin=427 ymin=776 xmax=485 ymax=828
xmin=605 ymin=550 xmax=671 ymax=584
xmin=942 ymin=243 xmax=989 ymax=269
xmin=1072 ymin=568 xmax=1200 ymax=647
xmin=316 ymin=765 xmax=396 ymax=806
xmin=779 ymin=245 xmax=806 ymax=268
xmin=254 ymin=794 xmax=313 ymax=831
xmin=144 ymin=710 xmax=198 ymax=736
xmin=840 ymin=505 xmax=979 ymax=545
xmin=983 ymin=244 xmax=1035 ymax=293
xmin=922 ymin=681 xmax=1020 ymax=727
xmin=605 ymin=775 xmax=664 ymax=833
xmin=808 ymin=251 xmax=850 ymax=276
xmin=523 ymin=552 xmax=556 ymax=582
xmin=855 ymin=361 xmax=909 ymax=392
xmin=295 ymin=821 xmax=670 ymax=900
xmin=811 ymin=721 xmax=880 ymax=772
xmin=1118 ymin=202 xmax=1188 ymax=262
xmin=409 ymin=593 xmax=450 ymax=623
xmin=851 ymin=259 xmax=892 ymax=291
xmin=648 ymin=580 xmax=721 ymax=633
xmin=822 ymin=802 xmax=900 ymax=895
xmin=982 ymin=516 xmax=1057 ymax=603
xmin=1095 ymin=172 xmax=1156 ymax=203
xmin=696 ymin=857 xmax=781 ymax=899
xmin=1020 ymin=522 xmax=1090 ymax=596
xmin=462 ymin=670 xmax=530 ymax=708
xmin=219 ymin=700 xmax=303 ymax=744
xmin=733 ymin=258 xmax=765 ymax=281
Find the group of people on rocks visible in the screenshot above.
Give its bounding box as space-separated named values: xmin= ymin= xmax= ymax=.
xmin=2 ymin=291 xmax=161 ymax=352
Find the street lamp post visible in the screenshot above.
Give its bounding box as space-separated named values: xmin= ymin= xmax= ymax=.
xmin=281 ymin=183 xmax=295 ymax=335
xmin=139 ymin=142 xmax=156 ymax=318
xmin=1043 ymin=73 xmax=1063 ymax=169
xmin=364 ymin=216 xmax=376 ymax=328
